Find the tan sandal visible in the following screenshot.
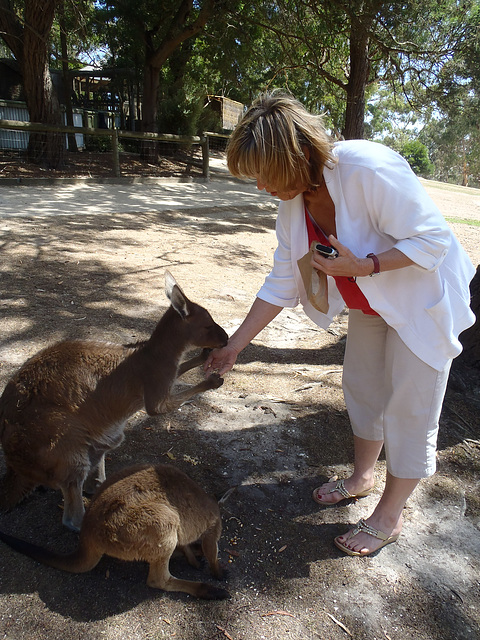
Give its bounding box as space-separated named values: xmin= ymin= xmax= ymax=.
xmin=334 ymin=518 xmax=399 ymax=557
xmin=312 ymin=479 xmax=373 ymax=506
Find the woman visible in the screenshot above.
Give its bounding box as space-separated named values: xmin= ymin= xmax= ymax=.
xmin=205 ymin=92 xmax=475 ymax=557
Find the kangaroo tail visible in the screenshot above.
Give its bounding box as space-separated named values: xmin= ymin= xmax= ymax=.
xmin=0 ymin=529 xmax=102 ymax=573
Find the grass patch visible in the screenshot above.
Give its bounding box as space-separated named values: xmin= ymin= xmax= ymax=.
xmin=420 ymin=178 xmax=480 ymax=194
xmin=445 ymin=216 xmax=480 ymax=227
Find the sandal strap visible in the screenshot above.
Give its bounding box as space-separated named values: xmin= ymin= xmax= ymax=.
xmin=330 ymin=479 xmax=352 ymax=499
xmin=350 ymin=518 xmax=389 ymax=541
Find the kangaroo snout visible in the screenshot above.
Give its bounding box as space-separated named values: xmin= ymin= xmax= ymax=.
xmin=213 ymin=327 xmax=229 ymax=349
xmin=186 ymin=325 xmax=227 ymax=350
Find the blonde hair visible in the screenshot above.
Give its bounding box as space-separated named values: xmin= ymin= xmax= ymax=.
xmin=227 ymin=92 xmax=336 ymax=191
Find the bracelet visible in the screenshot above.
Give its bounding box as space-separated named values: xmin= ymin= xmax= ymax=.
xmin=367 ymin=253 xmax=380 ymax=276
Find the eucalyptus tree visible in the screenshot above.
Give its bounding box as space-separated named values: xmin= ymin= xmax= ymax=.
xmin=420 ymin=5 xmax=480 ymax=186
xmin=96 ymin=0 xmax=223 ymax=134
xmin=52 ymin=1 xmax=98 ymax=151
xmin=0 ymin=0 xmax=64 ymax=166
xmin=238 ymin=0 xmax=475 ymax=140
xmin=185 ymin=6 xmax=281 ymax=110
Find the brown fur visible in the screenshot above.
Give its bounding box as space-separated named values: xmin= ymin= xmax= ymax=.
xmin=0 ymin=464 xmax=230 ymax=600
xmin=0 ymin=272 xmax=228 ymax=531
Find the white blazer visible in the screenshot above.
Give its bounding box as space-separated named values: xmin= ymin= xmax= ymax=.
xmin=257 ymin=140 xmax=476 ymax=371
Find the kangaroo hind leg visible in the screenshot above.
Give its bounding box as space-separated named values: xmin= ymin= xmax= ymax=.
xmin=147 ymin=531 xmax=229 ymax=600
xmin=177 ymin=542 xmax=201 ymax=569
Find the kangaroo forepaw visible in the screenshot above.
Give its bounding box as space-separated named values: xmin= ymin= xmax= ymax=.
xmin=207 ymin=373 xmax=224 ymax=389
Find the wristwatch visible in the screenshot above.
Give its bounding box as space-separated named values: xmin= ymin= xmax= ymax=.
xmin=367 ymin=253 xmax=380 ymax=277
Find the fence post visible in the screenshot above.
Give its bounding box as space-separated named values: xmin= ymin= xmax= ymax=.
xmin=201 ymin=133 xmax=210 ymax=181
xmin=111 ymin=128 xmax=120 ymax=177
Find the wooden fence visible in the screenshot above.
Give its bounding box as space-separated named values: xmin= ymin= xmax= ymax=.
xmin=0 ymin=119 xmax=230 ymax=180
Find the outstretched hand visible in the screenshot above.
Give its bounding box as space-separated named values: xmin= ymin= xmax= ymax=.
xmin=204 ymin=345 xmax=238 ymax=376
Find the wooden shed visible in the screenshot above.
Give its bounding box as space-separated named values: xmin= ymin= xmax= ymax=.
xmin=205 ymin=95 xmax=244 ymax=130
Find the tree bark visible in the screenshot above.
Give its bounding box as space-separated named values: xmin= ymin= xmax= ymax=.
xmin=140 ymin=0 xmax=215 ymax=140
xmin=58 ymin=0 xmax=78 ymax=153
xmin=0 ymin=0 xmax=64 ymax=168
xmin=141 ymin=62 xmax=162 ymax=160
xmin=342 ymin=19 xmax=370 ymax=140
xmin=23 ymin=0 xmax=64 ymax=167
xmin=142 ymin=60 xmax=162 ymax=134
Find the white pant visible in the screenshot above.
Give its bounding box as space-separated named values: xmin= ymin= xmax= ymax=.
xmin=342 ymin=310 xmax=452 ymax=478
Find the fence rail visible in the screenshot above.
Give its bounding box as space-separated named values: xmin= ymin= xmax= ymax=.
xmin=0 ymin=119 xmax=230 ymax=180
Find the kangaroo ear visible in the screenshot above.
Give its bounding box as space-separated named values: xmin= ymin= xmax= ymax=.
xmin=165 ymin=270 xmax=178 ymax=298
xmin=165 ymin=270 xmax=189 ymax=318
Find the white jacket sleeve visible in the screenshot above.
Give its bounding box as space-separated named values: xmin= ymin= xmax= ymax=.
xmin=356 ymin=153 xmax=451 ymax=271
xmin=256 ymin=205 xmax=300 ymax=308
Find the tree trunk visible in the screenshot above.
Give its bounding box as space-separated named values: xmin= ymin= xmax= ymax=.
xmin=141 ymin=60 xmax=162 ymax=160
xmin=342 ymin=23 xmax=369 ymax=140
xmin=139 ymin=0 xmax=216 ymax=146
xmin=58 ymin=0 xmax=78 ymax=153
xmin=23 ymin=0 xmax=64 ymax=168
xmin=142 ymin=61 xmax=162 ymax=134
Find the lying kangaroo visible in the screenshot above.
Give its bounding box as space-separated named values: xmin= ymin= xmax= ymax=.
xmin=0 ymin=463 xmax=230 ymax=599
xmin=0 ymin=271 xmax=228 ymax=531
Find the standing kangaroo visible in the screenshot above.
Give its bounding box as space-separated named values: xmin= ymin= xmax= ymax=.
xmin=0 ymin=271 xmax=228 ymax=531
xmin=0 ymin=463 xmax=230 ymax=600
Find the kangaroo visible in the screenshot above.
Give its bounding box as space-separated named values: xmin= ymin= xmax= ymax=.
xmin=0 ymin=271 xmax=228 ymax=531
xmin=0 ymin=463 xmax=230 ymax=600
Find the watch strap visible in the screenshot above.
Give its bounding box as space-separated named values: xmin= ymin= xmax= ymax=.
xmin=367 ymin=253 xmax=380 ymax=276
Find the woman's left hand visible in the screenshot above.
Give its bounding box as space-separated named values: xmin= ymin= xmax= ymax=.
xmin=311 ymin=235 xmax=372 ymax=278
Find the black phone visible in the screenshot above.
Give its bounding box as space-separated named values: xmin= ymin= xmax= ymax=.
xmin=315 ymin=243 xmax=339 ymax=259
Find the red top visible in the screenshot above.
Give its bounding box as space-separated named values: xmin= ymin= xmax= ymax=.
xmin=305 ymin=208 xmax=379 ymax=316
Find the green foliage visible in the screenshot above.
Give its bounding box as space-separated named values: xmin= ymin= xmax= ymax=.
xmin=85 ymin=134 xmax=113 ymax=152
xmin=417 ymin=4 xmax=480 ymax=186
xmin=50 ymin=1 xmax=101 ymax=70
xmin=209 ymin=1 xmax=477 ymax=139
xmin=3 ymin=0 xmax=480 ymax=182
xmin=398 ymin=139 xmax=434 ymax=178
xmin=157 ymin=87 xmax=204 ymax=136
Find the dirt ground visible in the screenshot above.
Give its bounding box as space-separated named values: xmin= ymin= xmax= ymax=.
xmin=0 ymin=163 xmax=479 ymax=640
